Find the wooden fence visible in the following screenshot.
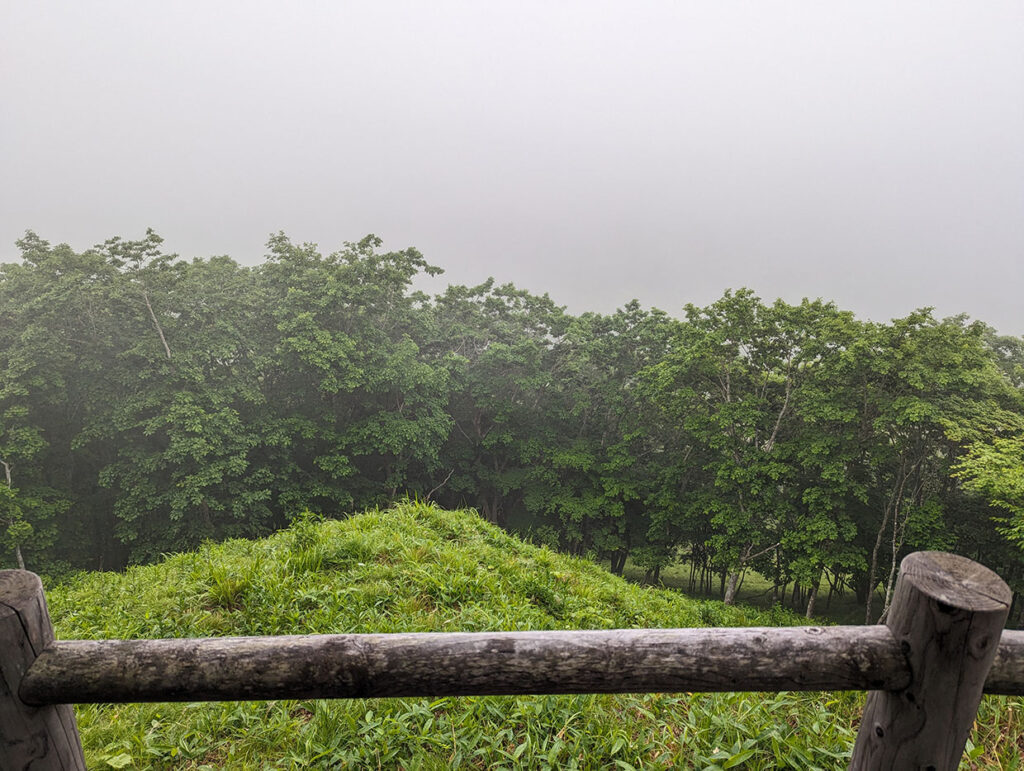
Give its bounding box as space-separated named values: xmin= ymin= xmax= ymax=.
xmin=4 ymin=550 xmax=1024 ymax=770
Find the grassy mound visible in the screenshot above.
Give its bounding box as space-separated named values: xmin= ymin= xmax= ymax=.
xmin=49 ymin=502 xmax=1022 ymax=769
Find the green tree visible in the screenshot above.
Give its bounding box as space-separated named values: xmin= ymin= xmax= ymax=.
xmin=849 ymin=313 xmax=1015 ymax=621
xmin=526 ymin=302 xmax=678 ymax=574
xmin=955 ymin=437 xmax=1024 ymax=541
xmin=428 ymin=280 xmax=565 ymax=526
xmin=259 ymin=234 xmax=451 ymax=514
xmin=0 ymin=233 xmax=122 ymax=568
xmin=646 ymin=291 xmax=806 ymax=603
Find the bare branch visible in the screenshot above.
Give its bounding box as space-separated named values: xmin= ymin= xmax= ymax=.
xmin=425 ymin=469 xmax=455 ymax=502
xmin=141 ymin=285 xmax=172 ymax=360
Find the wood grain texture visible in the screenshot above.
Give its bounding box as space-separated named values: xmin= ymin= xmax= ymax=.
xmin=0 ymin=570 xmax=85 ymax=770
xmin=849 ymin=551 xmax=1011 ymax=771
xmin=21 ymin=625 xmax=908 ymax=704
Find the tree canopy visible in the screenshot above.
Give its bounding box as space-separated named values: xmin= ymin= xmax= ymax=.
xmin=2 ymin=231 xmax=1022 ymax=622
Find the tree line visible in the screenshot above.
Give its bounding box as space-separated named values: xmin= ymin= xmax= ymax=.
xmin=2 ymin=230 xmax=1023 ymax=621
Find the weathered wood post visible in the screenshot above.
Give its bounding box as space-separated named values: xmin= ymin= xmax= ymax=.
xmin=849 ymin=551 xmax=1011 ymax=770
xmin=1 ymin=570 xmax=85 ymax=770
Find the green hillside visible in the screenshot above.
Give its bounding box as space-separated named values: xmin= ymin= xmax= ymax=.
xmin=48 ymin=502 xmax=1022 ymax=769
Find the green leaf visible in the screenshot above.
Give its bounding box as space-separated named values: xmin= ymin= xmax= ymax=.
xmin=723 ymin=749 xmax=756 ymax=768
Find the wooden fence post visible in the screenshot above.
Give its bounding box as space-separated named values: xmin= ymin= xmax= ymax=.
xmin=1 ymin=570 xmax=85 ymax=770
xmin=849 ymin=551 xmax=1011 ymax=770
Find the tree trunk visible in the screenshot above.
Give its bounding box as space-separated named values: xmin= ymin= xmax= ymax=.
xmin=479 ymin=496 xmax=502 ymax=526
xmin=610 ymin=552 xmax=627 ymax=576
xmin=723 ymin=571 xmax=741 ymax=605
xmin=865 ymin=519 xmax=887 ymax=623
xmin=805 ymin=585 xmax=818 ymax=619
xmin=1 ymin=459 xmax=25 ymax=571
xmin=141 ymin=285 xmax=172 ymax=359
xmin=866 ymin=463 xmax=912 ymax=624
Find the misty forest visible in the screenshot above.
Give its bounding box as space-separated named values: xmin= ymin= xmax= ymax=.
xmin=2 ymin=229 xmax=1023 ymax=627
xmin=5 ymin=1 xmax=1023 ymax=765
xmin=6 ymin=230 xmax=1024 ymax=767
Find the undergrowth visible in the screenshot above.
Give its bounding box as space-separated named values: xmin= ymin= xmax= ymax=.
xmin=48 ymin=501 xmax=1024 ymax=769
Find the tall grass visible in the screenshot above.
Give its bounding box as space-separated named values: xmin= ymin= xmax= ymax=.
xmin=48 ymin=501 xmax=1024 ymax=769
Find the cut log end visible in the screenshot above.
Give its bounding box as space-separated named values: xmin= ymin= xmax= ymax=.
xmin=899 ymin=551 xmax=1011 ymax=613
xmin=0 ymin=570 xmax=48 ymax=618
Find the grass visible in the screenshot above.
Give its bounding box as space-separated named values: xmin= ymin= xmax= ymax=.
xmin=47 ymin=501 xmax=1024 ymax=769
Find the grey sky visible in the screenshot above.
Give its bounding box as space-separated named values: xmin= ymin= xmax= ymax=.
xmin=3 ymin=1 xmax=1022 ymax=333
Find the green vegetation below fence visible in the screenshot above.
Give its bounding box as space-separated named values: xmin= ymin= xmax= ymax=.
xmin=49 ymin=503 xmax=1024 ymax=769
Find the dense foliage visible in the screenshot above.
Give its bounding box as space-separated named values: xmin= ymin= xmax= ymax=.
xmin=3 ymin=231 xmax=1023 ymax=622
xmin=49 ymin=502 xmax=1024 ymax=769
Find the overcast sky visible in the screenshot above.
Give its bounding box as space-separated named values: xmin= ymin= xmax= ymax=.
xmin=2 ymin=2 xmax=1022 ymax=333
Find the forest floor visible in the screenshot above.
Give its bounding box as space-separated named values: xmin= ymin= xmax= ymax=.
xmin=620 ymin=561 xmax=885 ymax=626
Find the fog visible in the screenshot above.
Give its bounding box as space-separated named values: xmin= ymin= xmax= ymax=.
xmin=2 ymin=1 xmax=1021 ymax=332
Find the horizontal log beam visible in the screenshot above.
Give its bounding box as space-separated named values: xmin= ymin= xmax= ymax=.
xmin=983 ymin=629 xmax=1024 ymax=694
xmin=19 ymin=626 xmax=1024 ymax=707
xmin=22 ymin=626 xmax=904 ymax=704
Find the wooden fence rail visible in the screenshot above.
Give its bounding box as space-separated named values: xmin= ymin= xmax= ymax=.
xmin=3 ymin=551 xmax=1021 ymax=770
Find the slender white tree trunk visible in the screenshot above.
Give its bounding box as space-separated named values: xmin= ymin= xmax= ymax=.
xmin=141 ymin=285 xmax=171 ymax=359
xmin=1 ymin=458 xmax=25 ymax=570
xmin=723 ymin=571 xmax=741 ymax=605
xmin=805 ymin=584 xmax=818 ymax=619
